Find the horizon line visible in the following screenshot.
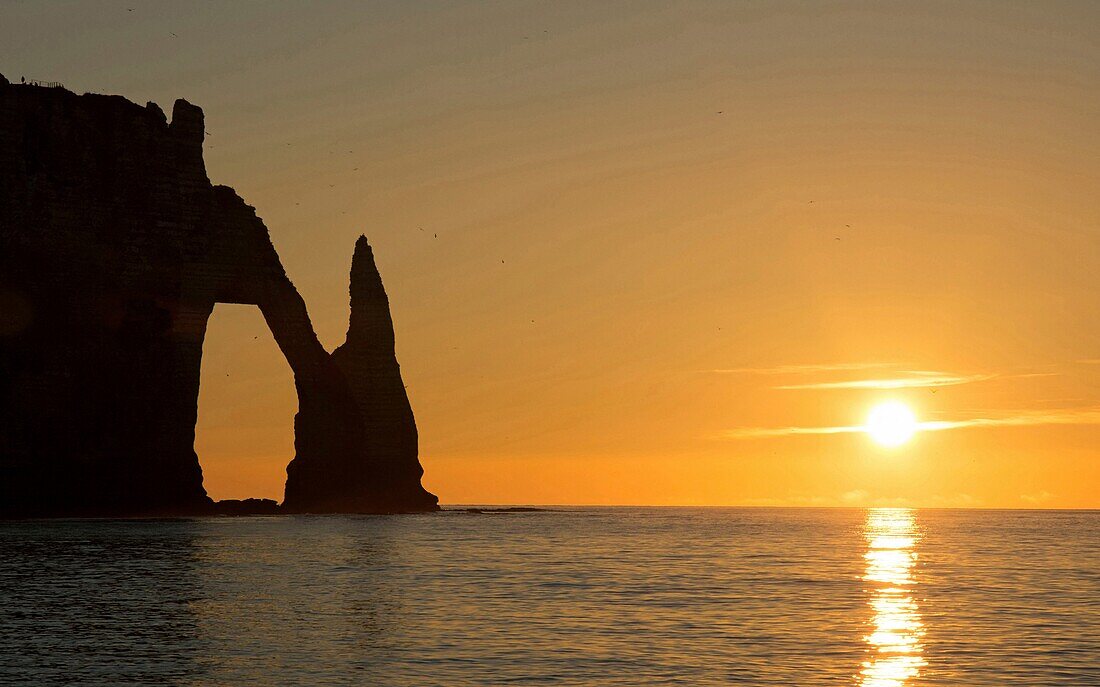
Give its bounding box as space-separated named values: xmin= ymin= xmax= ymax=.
xmin=438 ymin=503 xmax=1098 ymax=511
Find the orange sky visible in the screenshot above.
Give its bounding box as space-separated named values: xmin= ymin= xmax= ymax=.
xmin=5 ymin=2 xmax=1098 ymax=507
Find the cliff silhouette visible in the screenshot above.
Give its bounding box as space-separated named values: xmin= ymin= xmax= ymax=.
xmin=0 ymin=73 xmax=438 ymax=516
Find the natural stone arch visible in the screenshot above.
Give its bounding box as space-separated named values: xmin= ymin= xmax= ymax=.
xmin=0 ymin=76 xmax=436 ymax=516
xmin=192 ymin=302 xmax=297 ymax=503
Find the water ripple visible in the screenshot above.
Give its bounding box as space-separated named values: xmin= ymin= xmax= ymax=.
xmin=0 ymin=508 xmax=1096 ymax=685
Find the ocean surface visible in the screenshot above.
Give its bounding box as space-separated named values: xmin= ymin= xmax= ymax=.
xmin=0 ymin=508 xmax=1096 ymax=686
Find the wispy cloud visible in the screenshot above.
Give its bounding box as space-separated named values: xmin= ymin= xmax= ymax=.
xmin=919 ymin=406 xmax=1100 ymax=431
xmin=1020 ymin=491 xmax=1054 ymax=505
xmin=774 ymin=371 xmax=993 ymax=390
xmin=720 ymin=406 xmax=1100 ymax=440
xmin=739 ymin=491 xmax=982 ymax=507
xmin=713 ymin=364 xmax=1056 ymax=391
xmin=774 ymin=370 xmax=1057 ymax=390
xmin=722 ymin=424 xmax=866 ymax=439
xmin=711 ymin=362 xmax=898 ymax=375
xmin=1077 ymin=359 xmax=1100 ymax=365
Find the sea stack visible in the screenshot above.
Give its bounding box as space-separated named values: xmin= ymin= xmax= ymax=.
xmin=284 ymin=237 xmax=438 ymax=512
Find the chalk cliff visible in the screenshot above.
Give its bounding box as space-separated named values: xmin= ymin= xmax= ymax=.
xmin=0 ymin=74 xmax=437 ymax=516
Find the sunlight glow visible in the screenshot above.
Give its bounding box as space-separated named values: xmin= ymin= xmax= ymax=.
xmin=865 ymin=402 xmax=918 ymax=447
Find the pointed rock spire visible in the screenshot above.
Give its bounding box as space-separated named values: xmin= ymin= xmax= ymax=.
xmin=286 ymin=236 xmax=438 ymax=512
xmin=285 ymin=236 xmax=437 ymax=513
xmin=346 ymin=235 xmax=396 ymax=351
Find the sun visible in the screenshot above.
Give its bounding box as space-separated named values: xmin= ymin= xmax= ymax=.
xmin=865 ymin=401 xmax=918 ymax=447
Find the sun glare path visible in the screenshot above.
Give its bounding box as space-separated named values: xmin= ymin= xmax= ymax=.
xmin=859 ymin=508 xmax=926 ymax=686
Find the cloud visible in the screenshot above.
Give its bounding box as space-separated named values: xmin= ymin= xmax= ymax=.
xmin=720 ymin=406 xmax=1100 ymax=440
xmin=711 ymin=362 xmax=898 ymax=375
xmin=721 ymin=424 xmax=865 ymax=439
xmin=740 ymin=495 xmax=834 ymax=507
xmin=919 ymin=406 xmax=1100 ymax=431
xmin=774 ymin=371 xmax=994 ymax=390
xmin=1020 ymin=491 xmax=1054 ymax=505
xmin=840 ymin=489 xmax=870 ymax=504
xmin=742 ymin=492 xmax=983 ymax=507
xmin=772 ymin=370 xmax=1056 ymax=391
xmin=926 ymin=493 xmax=982 ymax=507
xmin=713 ymin=364 xmax=1056 ymax=391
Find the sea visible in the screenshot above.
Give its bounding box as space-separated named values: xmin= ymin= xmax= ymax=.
xmin=0 ymin=508 xmax=1096 ymax=686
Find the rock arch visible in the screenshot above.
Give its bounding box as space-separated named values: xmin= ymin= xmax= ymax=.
xmin=0 ymin=75 xmax=437 ymax=516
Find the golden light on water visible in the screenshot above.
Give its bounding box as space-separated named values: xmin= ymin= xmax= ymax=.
xmin=859 ymin=508 xmax=926 ymax=687
xmin=865 ymin=402 xmax=919 ymax=448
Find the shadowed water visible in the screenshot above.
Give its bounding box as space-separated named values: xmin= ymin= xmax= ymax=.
xmin=0 ymin=508 xmax=1096 ymax=685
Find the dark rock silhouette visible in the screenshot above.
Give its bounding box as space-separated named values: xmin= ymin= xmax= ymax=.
xmin=459 ymin=507 xmax=548 ymax=514
xmin=284 ymin=237 xmax=437 ymax=512
xmin=0 ymin=75 xmax=437 ymax=517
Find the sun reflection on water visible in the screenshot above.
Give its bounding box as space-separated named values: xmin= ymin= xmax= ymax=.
xmin=859 ymin=508 xmax=926 ymax=687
